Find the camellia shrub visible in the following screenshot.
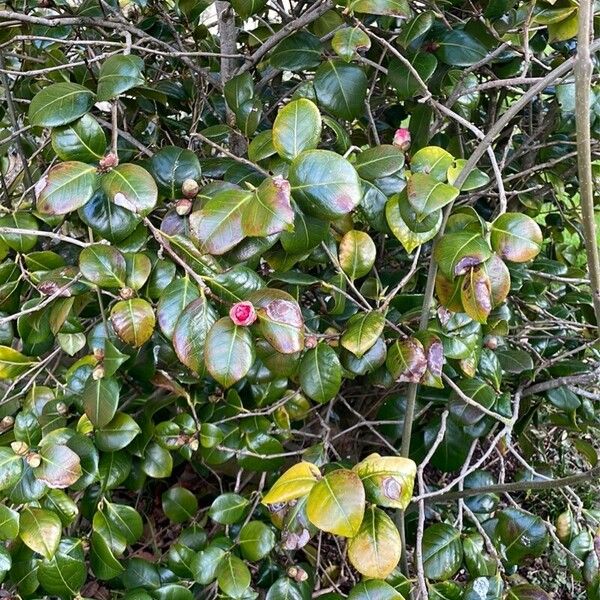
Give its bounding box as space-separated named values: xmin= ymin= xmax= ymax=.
xmin=0 ymin=0 xmax=600 ymax=598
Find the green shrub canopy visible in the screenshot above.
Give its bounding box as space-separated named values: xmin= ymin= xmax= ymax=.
xmin=0 ymin=0 xmax=599 ymax=598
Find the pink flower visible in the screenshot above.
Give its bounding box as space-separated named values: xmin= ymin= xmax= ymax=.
xmin=229 ymin=301 xmax=257 ymax=326
xmin=393 ymin=128 xmax=411 ymax=152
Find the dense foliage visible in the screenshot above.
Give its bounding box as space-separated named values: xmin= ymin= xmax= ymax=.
xmin=0 ymin=0 xmax=599 ymax=598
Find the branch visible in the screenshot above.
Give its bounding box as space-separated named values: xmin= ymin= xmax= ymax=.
xmin=426 ymin=465 xmax=600 ymax=503
xmin=574 ymin=0 xmax=600 ymax=334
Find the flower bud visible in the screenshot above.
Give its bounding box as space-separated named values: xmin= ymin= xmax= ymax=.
xmin=26 ymin=452 xmax=41 ymax=468
xmin=175 ymin=198 xmax=193 ymax=216
xmin=188 ymin=438 xmax=199 ymax=452
xmin=56 ymin=402 xmax=69 ymax=416
xmin=0 ymin=416 xmax=14 ymax=432
xmin=11 ymin=441 xmax=28 ymax=455
xmin=393 ymin=128 xmax=411 ymax=152
xmin=92 ymin=364 xmax=105 ymax=380
xmin=120 ymin=287 xmax=135 ymax=300
xmin=304 ymin=335 xmax=317 ymax=349
xmin=229 ymin=301 xmax=257 ymax=327
xmin=98 ymin=152 xmax=119 ymax=172
xmin=181 ymin=178 xmax=200 ymax=198
xmin=484 ymin=336 xmax=498 ymax=350
xmin=93 ymin=347 xmax=105 ymax=361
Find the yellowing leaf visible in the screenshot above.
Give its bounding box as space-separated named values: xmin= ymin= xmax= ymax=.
xmin=262 ymin=461 xmax=321 ymax=504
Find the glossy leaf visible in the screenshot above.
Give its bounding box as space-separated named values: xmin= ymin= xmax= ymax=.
xmin=289 ymin=149 xmax=362 ymax=219
xmin=347 ymin=506 xmax=401 ymax=578
xmin=306 ymin=468 xmax=365 ymax=537
xmin=490 ymin=213 xmax=543 ymax=263
xmin=37 ymin=161 xmax=98 ymax=217
xmin=205 ymin=317 xmax=255 ymax=387
xmin=19 ymin=507 xmax=62 ymax=560
xmin=97 ymin=55 xmax=145 ymax=101
xmin=262 ymin=461 xmax=321 ymax=504
xmin=110 ymin=298 xmax=156 ymax=347
xmin=273 ymin=98 xmax=322 ymax=161
xmin=299 ymin=343 xmax=342 ymax=403
xmin=29 ymin=82 xmax=95 ymax=127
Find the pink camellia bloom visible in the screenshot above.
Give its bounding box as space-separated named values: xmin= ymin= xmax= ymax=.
xmin=393 ymin=128 xmax=411 ymax=152
xmin=229 ymin=301 xmax=257 ymax=326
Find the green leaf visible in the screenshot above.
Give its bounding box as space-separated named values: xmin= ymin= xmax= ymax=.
xmin=82 ymin=375 xmax=120 ymax=427
xmin=434 ymin=231 xmax=492 ymax=279
xmin=422 ymin=523 xmax=463 ymax=581
xmin=239 ymin=520 xmax=276 ymax=561
xmin=34 ymin=443 xmax=82 ymax=489
xmin=0 ymin=346 xmax=36 ymax=380
xmin=95 ymin=412 xmax=141 ymax=451
xmin=172 ymin=296 xmax=218 ymax=374
xmin=332 ymin=27 xmax=371 ymax=62
xmin=205 ymin=317 xmax=255 ymax=388
xmin=497 ymin=507 xmax=549 ymax=564
xmin=141 ymin=442 xmax=173 ymax=478
xmin=506 ymin=585 xmax=551 ymax=600
xmin=0 ymin=212 xmax=39 ymax=252
xmin=38 ymin=539 xmax=87 ymax=597
xmin=299 ymin=343 xmax=342 ymax=404
xmin=435 ymin=29 xmax=488 ymax=67
xmin=411 ymin=146 xmax=454 ymax=181
xmin=157 ymin=277 xmax=200 ymax=339
xmin=314 ymin=60 xmax=367 ymax=121
xmin=110 ymin=298 xmax=156 ymax=347
xmin=248 ymin=288 xmax=305 ymax=354
xmin=463 ymin=576 xmax=504 ymax=600
xmin=192 ymin=545 xmax=227 ymax=584
xmin=90 ymin=531 xmax=125 ymax=580
xmin=355 ymin=145 xmax=405 ymax=180
xmin=51 ymin=114 xmax=107 ymax=162
xmin=496 ymin=348 xmax=533 ymax=374
xmin=190 ymin=177 xmax=294 ymax=255
xmin=230 ymin=0 xmax=268 ymax=18
xmin=101 ymin=163 xmax=158 ymax=216
xmin=262 ymin=461 xmax=321 ymax=504
xmin=339 ymin=230 xmax=377 ymax=279
xmin=162 ymin=486 xmax=199 ymax=523
xmin=346 ymin=0 xmax=411 ymax=17
xmin=79 ymin=190 xmax=140 ymax=243
xmin=289 ymin=149 xmax=362 ymax=219
xmin=273 ymin=98 xmax=322 ymax=161
xmin=348 ymin=580 xmax=405 ymax=600
xmin=19 ymin=507 xmax=62 ymax=560
xmin=490 ymin=213 xmax=543 ymax=263
xmin=29 ymin=82 xmax=95 ymax=127
xmin=270 ymin=31 xmax=323 ymax=71
xmin=348 ymin=505 xmax=401 ymax=578
xmin=0 ymin=447 xmax=23 ymax=491
xmin=448 ymin=377 xmax=496 ymax=425
xmin=447 ymin=159 xmax=490 ymax=191
xmin=389 ymin=53 xmax=437 ymax=100
xmin=407 ymin=173 xmax=459 ymax=218
xmin=209 ymin=493 xmax=249 ymax=524
xmin=150 ymin=146 xmax=202 ymax=199
xmin=306 ymin=468 xmax=365 ymax=537
xmin=103 ymin=501 xmax=143 ymax=544
xmin=353 ymin=453 xmax=416 ymax=509
xmin=79 ymin=244 xmax=127 ymax=288
xmin=397 ymin=11 xmax=435 ymax=48
xmin=216 ymin=553 xmax=251 ymax=599
xmin=266 ymin=577 xmax=305 ymax=600
xmin=97 ymin=55 xmax=145 ymax=101
xmin=0 ymin=504 xmax=19 ymax=540
xmin=341 ymin=311 xmax=385 ymax=358
xmin=386 ymin=193 xmax=441 ymax=253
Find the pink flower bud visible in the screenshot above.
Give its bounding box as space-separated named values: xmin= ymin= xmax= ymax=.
xmin=229 ymin=301 xmax=257 ymax=327
xmin=393 ymin=128 xmax=411 ymax=152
